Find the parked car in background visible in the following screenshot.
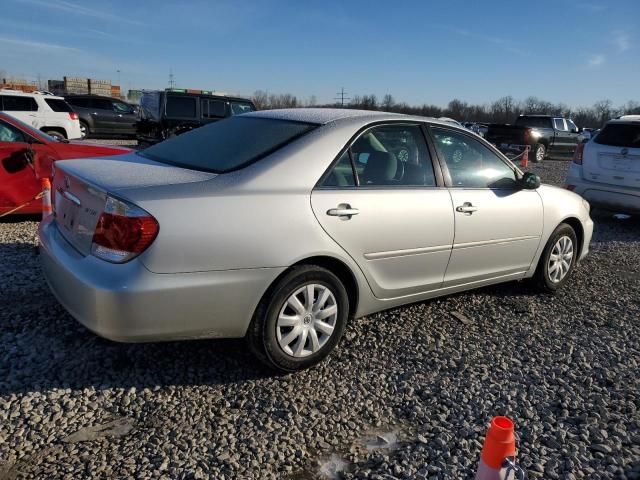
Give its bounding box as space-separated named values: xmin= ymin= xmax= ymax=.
xmin=0 ymin=90 xmax=81 ymax=140
xmin=0 ymin=112 xmax=130 ymax=216
xmin=39 ymin=109 xmax=592 ymax=372
xmin=136 ymin=89 xmax=256 ymax=146
xmin=566 ymin=116 xmax=640 ymax=214
xmin=65 ymin=95 xmax=138 ymax=139
xmin=485 ymin=115 xmax=583 ymax=162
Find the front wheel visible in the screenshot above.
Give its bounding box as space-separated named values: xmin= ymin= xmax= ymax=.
xmin=533 ymin=143 xmax=546 ymax=163
xmin=247 ymin=265 xmax=349 ymax=372
xmin=533 ymin=223 xmax=578 ymax=292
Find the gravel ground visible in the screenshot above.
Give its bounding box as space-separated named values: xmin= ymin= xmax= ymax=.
xmin=1 ymin=159 xmax=639 ymax=479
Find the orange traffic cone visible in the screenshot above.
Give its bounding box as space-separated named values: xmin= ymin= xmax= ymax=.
xmin=475 ymin=416 xmax=525 ymax=479
xmin=520 ymin=146 xmax=530 ymax=169
xmin=41 ymin=178 xmax=53 ymax=220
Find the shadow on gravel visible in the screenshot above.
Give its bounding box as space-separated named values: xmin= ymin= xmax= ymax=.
xmin=0 ymin=214 xmax=41 ymax=224
xmin=0 ymin=240 xmax=273 ymax=396
xmin=591 ymin=210 xmax=640 ymax=243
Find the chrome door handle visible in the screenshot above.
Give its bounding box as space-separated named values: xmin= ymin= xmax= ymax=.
xmin=327 ymin=204 xmax=359 ymax=218
xmin=456 ymin=202 xmax=478 ymax=214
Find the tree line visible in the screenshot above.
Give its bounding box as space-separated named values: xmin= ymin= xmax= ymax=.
xmin=251 ymin=90 xmax=640 ymax=128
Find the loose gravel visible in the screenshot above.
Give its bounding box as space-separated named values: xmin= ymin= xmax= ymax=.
xmin=1 ymin=159 xmax=639 ymax=479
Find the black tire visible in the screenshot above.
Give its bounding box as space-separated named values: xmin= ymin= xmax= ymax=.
xmin=44 ymin=130 xmax=66 ymax=141
xmin=247 ymin=265 xmax=349 ymax=372
xmin=532 ymin=143 xmax=546 ymax=163
xmin=79 ymin=121 xmax=89 ymax=139
xmin=533 ymin=223 xmax=578 ymax=292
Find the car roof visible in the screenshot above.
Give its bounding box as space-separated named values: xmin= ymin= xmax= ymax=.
xmin=608 ymin=116 xmax=640 ymax=124
xmin=0 ymin=89 xmax=65 ymax=101
xmin=144 ymin=90 xmax=254 ymax=103
xmin=243 ymin=108 xmax=450 ymax=128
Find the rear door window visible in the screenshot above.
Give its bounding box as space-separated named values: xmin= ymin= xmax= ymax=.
xmin=515 ymin=117 xmax=551 ymax=128
xmin=0 ymin=95 xmax=38 ymax=112
xmin=201 ymin=99 xmax=226 ymax=119
xmin=45 ymin=99 xmax=74 ymax=112
xmin=166 ymin=96 xmax=196 ymax=118
xmin=67 ymin=97 xmax=90 ymax=108
xmin=91 ymin=99 xmax=114 ymax=111
xmin=594 ymin=124 xmax=640 ymax=148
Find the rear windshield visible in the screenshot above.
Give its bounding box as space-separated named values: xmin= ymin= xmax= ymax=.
xmin=45 ymin=99 xmax=73 ymax=112
xmin=138 ymin=116 xmax=317 ymax=173
xmin=515 ymin=117 xmax=551 ymax=128
xmin=594 ymin=124 xmax=640 ymax=148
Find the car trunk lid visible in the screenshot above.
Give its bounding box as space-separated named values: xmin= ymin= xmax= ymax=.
xmin=582 ymin=123 xmax=640 ymax=188
xmin=52 ymin=152 xmax=216 ymax=255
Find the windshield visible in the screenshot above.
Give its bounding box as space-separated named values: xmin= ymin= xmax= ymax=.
xmin=230 ymin=101 xmax=256 ymax=115
xmin=138 ymin=116 xmax=317 ymax=173
xmin=594 ymin=124 xmax=640 ymax=148
xmin=0 ymin=114 xmax=55 ymax=142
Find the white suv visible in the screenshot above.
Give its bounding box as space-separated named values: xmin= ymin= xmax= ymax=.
xmin=566 ymin=116 xmax=640 ymax=214
xmin=0 ymin=90 xmax=82 ymax=140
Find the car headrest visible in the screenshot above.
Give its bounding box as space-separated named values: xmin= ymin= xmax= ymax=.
xmin=362 ymin=151 xmax=397 ymax=184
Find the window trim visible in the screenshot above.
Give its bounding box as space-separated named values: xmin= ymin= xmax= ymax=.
xmin=426 ymin=124 xmax=523 ymax=190
xmin=315 ymin=121 xmax=445 ymax=191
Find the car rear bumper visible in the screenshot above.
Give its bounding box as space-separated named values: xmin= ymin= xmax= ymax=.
xmin=67 ymin=121 xmax=82 ymax=140
xmin=566 ymin=166 xmax=640 ymax=214
xmin=38 ymin=217 xmax=283 ymax=342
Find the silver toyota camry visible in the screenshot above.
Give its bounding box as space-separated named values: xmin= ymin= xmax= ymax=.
xmin=39 ymin=109 xmax=594 ymax=371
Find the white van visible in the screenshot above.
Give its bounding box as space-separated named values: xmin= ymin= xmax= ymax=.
xmin=0 ymin=90 xmax=82 ymax=140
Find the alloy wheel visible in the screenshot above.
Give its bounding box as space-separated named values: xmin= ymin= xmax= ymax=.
xmin=276 ymin=283 xmax=338 ymax=358
xmin=548 ymin=235 xmax=574 ymax=283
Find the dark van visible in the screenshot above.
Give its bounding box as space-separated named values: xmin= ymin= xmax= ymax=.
xmin=137 ymin=89 xmax=256 ymax=146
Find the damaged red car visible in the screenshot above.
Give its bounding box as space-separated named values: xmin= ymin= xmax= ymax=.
xmin=0 ymin=112 xmax=131 ymax=216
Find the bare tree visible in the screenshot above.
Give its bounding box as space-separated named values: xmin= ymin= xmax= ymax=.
xmin=381 ymin=94 xmax=395 ymax=111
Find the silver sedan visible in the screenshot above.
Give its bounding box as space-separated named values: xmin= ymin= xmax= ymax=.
xmin=39 ymin=109 xmax=593 ymax=371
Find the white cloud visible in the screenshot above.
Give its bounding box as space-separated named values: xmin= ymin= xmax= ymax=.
xmin=587 ymin=54 xmax=605 ymax=67
xmin=12 ymin=0 xmax=142 ymax=25
xmin=613 ymin=31 xmax=630 ymax=53
xmin=0 ymin=36 xmax=80 ymax=53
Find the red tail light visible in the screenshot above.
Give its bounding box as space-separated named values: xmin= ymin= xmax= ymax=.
xmin=573 ymin=143 xmax=585 ymax=165
xmin=91 ymin=196 xmax=159 ymax=263
xmin=69 ymin=112 xmax=78 ymax=120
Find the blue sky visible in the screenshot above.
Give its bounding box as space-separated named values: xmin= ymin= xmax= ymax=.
xmin=1 ymin=0 xmax=638 ymax=107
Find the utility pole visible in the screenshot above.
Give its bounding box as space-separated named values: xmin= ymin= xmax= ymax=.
xmin=168 ymin=68 xmax=176 ymax=89
xmin=334 ymin=87 xmax=350 ymax=107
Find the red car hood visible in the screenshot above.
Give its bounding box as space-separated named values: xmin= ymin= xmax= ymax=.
xmin=51 ymin=141 xmax=133 ymax=159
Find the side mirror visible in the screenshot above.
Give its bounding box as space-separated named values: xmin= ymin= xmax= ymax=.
xmin=572 ymin=127 xmax=579 ymax=134
xmin=519 ymin=172 xmax=540 ymax=189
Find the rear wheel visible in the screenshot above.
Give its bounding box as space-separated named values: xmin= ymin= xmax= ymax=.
xmin=533 ymin=143 xmax=546 ymax=163
xmin=79 ymin=121 xmax=89 ymax=139
xmin=247 ymin=265 xmax=349 ymax=372
xmin=44 ymin=130 xmax=66 ymax=141
xmin=533 ymin=223 xmax=578 ymax=292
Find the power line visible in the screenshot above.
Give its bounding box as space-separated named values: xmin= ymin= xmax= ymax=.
xmin=168 ymin=68 xmax=176 ymax=89
xmin=334 ymin=87 xmax=350 ymax=107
